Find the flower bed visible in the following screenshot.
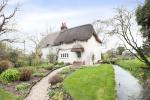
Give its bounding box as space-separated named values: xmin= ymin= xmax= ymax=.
xmin=0 ymin=63 xmax=65 ymax=99
xmin=48 ymin=67 xmax=75 ymax=100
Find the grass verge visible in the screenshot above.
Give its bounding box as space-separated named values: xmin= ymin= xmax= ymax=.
xmin=116 ymin=58 xmax=150 ymax=82
xmin=63 ymin=64 xmax=115 ymax=100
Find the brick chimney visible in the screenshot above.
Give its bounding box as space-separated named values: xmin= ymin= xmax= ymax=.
xmin=61 ymin=22 xmax=67 ymax=30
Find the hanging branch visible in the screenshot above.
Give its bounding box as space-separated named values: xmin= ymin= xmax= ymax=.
xmin=0 ymin=0 xmax=18 ymax=43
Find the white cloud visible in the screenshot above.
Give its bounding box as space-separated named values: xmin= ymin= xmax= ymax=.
xmin=12 ymin=6 xmax=115 ymax=53
xmin=8 ymin=0 xmax=30 ymax=5
xmin=16 ymin=6 xmax=114 ymax=33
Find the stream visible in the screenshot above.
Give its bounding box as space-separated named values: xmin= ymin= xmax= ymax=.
xmin=113 ymin=65 xmax=143 ymax=100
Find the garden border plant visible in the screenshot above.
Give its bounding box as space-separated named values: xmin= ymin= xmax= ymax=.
xmin=48 ymin=67 xmax=76 ymax=100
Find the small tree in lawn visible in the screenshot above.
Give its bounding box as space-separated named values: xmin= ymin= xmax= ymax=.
xmin=110 ymin=8 xmax=150 ymax=67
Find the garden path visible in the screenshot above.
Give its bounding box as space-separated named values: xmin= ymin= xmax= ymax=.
xmin=24 ymin=66 xmax=70 ymax=100
xmin=113 ymin=65 xmax=143 ymax=100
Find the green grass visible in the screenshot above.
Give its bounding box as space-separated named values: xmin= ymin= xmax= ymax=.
xmin=63 ymin=64 xmax=115 ymax=100
xmin=0 ymin=88 xmax=20 ymax=100
xmin=116 ymin=58 xmax=150 ymax=82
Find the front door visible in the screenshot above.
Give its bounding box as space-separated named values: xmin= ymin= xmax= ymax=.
xmin=76 ymin=51 xmax=82 ymax=62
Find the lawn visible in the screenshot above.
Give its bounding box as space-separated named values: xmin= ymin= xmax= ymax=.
xmin=116 ymin=58 xmax=150 ymax=82
xmin=0 ymin=88 xmax=20 ymax=100
xmin=63 ymin=64 xmax=115 ymax=100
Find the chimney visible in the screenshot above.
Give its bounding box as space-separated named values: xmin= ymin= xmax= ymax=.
xmin=61 ymin=22 xmax=67 ymax=30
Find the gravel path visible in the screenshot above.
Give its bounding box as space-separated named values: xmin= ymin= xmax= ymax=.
xmin=113 ymin=65 xmax=143 ymax=100
xmin=25 ymin=66 xmax=70 ymax=100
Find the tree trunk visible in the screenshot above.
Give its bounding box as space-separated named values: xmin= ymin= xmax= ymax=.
xmin=137 ymin=50 xmax=150 ymax=68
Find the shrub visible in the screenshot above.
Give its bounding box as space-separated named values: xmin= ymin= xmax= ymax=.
xmin=47 ymin=53 xmax=57 ymax=64
xmin=44 ymin=65 xmax=54 ymax=70
xmin=59 ymin=62 xmax=64 ymax=66
xmin=33 ymin=72 xmax=44 ymax=77
xmin=0 ymin=69 xmax=19 ymax=83
xmin=19 ymin=68 xmax=33 ymax=81
xmin=15 ymin=83 xmax=30 ymax=91
xmin=0 ymin=60 xmax=12 ymax=74
xmin=49 ymin=74 xmax=63 ymax=85
xmin=15 ymin=59 xmax=27 ymax=68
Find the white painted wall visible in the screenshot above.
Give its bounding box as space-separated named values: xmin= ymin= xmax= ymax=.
xmin=86 ymin=36 xmax=102 ymax=65
xmin=57 ymin=41 xmax=86 ymax=64
xmin=41 ymin=46 xmax=58 ymax=60
xmin=41 ymin=35 xmax=102 ymax=65
xmin=57 ymin=35 xmax=102 ymax=65
xmin=41 ymin=48 xmax=49 ymax=60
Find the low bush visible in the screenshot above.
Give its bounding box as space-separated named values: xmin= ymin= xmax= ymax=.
xmin=37 ymin=63 xmax=54 ymax=70
xmin=49 ymin=74 xmax=63 ymax=85
xmin=44 ymin=65 xmax=54 ymax=70
xmin=18 ymin=67 xmax=33 ymax=81
xmin=33 ymin=72 xmax=44 ymax=77
xmin=0 ymin=69 xmax=19 ymax=83
xmin=15 ymin=59 xmax=27 ymax=68
xmin=15 ymin=83 xmax=30 ymax=91
xmin=48 ymin=83 xmax=72 ymax=100
xmin=0 ymin=60 xmax=12 ymax=74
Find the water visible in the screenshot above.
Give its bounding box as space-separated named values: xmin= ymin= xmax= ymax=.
xmin=113 ymin=65 xmax=143 ymax=100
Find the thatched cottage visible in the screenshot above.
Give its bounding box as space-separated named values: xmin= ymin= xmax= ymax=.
xmin=39 ymin=23 xmax=102 ymax=65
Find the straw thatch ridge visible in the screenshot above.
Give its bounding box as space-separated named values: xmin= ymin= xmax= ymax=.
xmin=38 ymin=32 xmax=59 ymax=48
xmin=39 ymin=24 xmax=102 ymax=48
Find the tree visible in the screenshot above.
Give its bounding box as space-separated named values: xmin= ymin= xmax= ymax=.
xmin=93 ymin=20 xmax=113 ymax=47
xmin=47 ymin=52 xmax=57 ymax=64
xmin=29 ymin=36 xmax=42 ymax=65
xmin=117 ymin=46 xmax=125 ymax=55
xmin=0 ymin=0 xmax=18 ymax=43
xmin=136 ymin=0 xmax=150 ymax=55
xmin=110 ymin=8 xmax=150 ymax=67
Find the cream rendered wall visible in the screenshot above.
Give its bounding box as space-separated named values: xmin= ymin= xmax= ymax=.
xmin=85 ymin=36 xmax=101 ymax=65
xmin=41 ymin=48 xmax=49 ymax=60
xmin=57 ymin=41 xmax=87 ymax=64
xmin=41 ymin=46 xmax=58 ymax=60
xmin=57 ymin=35 xmax=101 ymax=65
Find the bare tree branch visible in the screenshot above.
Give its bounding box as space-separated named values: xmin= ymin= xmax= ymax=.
xmin=0 ymin=0 xmax=18 ymax=43
xmin=112 ymin=8 xmax=150 ymax=67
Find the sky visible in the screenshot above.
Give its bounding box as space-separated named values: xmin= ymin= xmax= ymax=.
xmin=6 ymin=0 xmax=144 ymax=53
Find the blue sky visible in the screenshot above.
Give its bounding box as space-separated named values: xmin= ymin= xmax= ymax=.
xmin=8 ymin=0 xmax=144 ymax=52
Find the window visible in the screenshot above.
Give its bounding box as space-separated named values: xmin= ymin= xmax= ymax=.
xmin=65 ymin=53 xmax=66 ymax=57
xmin=60 ymin=53 xmax=69 ymax=58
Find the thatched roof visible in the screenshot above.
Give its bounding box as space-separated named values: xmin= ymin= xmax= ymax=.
xmin=38 ymin=32 xmax=59 ymax=48
xmin=71 ymin=43 xmax=84 ymax=52
xmin=39 ymin=24 xmax=102 ymax=48
xmin=53 ymin=24 xmax=101 ymax=46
